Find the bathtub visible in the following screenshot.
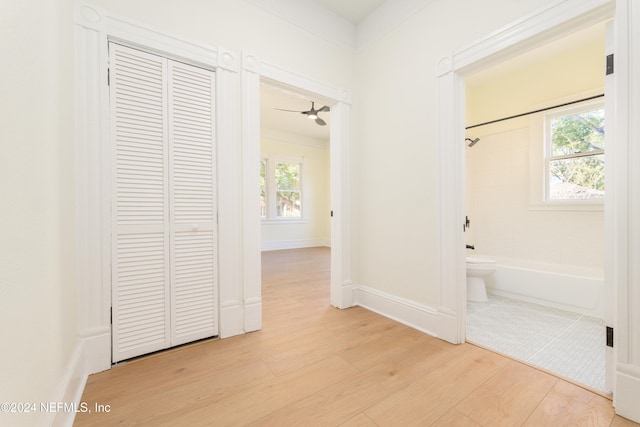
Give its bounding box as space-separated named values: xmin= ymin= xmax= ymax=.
xmin=483 ymin=256 xmax=605 ymax=318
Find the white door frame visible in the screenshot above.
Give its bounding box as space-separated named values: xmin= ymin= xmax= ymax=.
xmin=437 ymin=0 xmax=640 ymax=421
xmin=242 ymin=54 xmax=353 ymax=310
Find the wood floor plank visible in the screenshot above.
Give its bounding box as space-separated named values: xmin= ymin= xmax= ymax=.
xmin=339 ymin=413 xmax=378 ymax=427
xmin=154 ymin=356 xmax=358 ymax=426
xmin=431 ymin=409 xmax=482 ymax=427
xmin=456 ymin=359 xmax=559 ymax=427
xmin=523 ymin=379 xmax=615 ymax=426
xmin=248 ymin=344 xmax=458 ymax=426
xmin=364 ymin=345 xmax=508 ymax=426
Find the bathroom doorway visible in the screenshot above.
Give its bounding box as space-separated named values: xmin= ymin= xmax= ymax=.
xmin=462 ymin=22 xmax=610 ymax=393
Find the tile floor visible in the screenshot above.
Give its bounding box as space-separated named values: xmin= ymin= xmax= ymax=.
xmin=467 ymin=293 xmax=608 ymax=393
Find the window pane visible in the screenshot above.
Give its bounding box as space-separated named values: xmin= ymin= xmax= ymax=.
xmin=277 ymin=191 xmax=301 ymax=217
xmin=551 ymin=108 xmax=604 ymax=156
xmin=275 ymin=162 xmax=301 ymax=218
xmin=549 ymin=154 xmax=604 ymax=200
xmin=260 ymin=160 xmax=266 ymax=218
xmin=275 ymin=163 xmax=300 ymax=191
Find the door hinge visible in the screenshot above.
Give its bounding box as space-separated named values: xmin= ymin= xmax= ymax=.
xmin=606 ymin=54 xmax=614 ymax=75
xmin=110 ymin=307 xmax=113 ymax=324
xmin=606 ymin=326 xmax=613 ymax=347
xmin=107 ymin=68 xmax=111 ymax=86
xmin=330 ymin=210 xmax=334 ymax=217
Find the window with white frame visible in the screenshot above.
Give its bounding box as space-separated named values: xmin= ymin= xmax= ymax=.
xmin=545 ymin=102 xmax=605 ymax=201
xmin=260 ymin=155 xmax=303 ymax=220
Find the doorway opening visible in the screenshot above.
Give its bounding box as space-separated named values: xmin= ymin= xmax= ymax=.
xmin=462 ymin=22 xmax=609 ymax=394
xmin=258 ymin=81 xmax=333 ymax=319
xmin=435 ymin=0 xmax=616 ymax=399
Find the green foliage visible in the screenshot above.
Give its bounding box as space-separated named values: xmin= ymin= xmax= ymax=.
xmin=275 ymin=163 xmax=300 ymax=191
xmin=549 ymin=108 xmax=605 ymax=198
xmin=551 ymin=109 xmax=604 ymax=155
xmin=260 ymin=160 xmax=267 ymax=217
xmin=275 ymin=163 xmax=301 ymax=217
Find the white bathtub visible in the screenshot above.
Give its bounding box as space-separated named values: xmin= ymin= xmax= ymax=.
xmin=483 ymin=256 xmax=605 ymax=318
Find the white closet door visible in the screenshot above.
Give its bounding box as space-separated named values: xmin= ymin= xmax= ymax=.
xmin=110 ymin=43 xmax=171 ymax=362
xmin=168 ymin=60 xmax=218 ymax=345
xmin=109 ymin=43 xmax=218 ymax=362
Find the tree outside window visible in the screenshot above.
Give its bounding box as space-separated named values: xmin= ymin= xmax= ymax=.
xmin=275 ymin=162 xmax=301 ymax=218
xmin=260 ymin=155 xmax=303 ymax=219
xmin=546 ymin=104 xmax=605 ymax=201
xmin=260 ymin=160 xmax=267 ymax=218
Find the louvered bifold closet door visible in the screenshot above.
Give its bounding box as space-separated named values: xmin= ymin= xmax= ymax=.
xmin=110 ymin=42 xmax=218 ymax=363
xmin=168 ymin=60 xmax=218 ymax=346
xmin=110 ymin=43 xmax=171 ymax=362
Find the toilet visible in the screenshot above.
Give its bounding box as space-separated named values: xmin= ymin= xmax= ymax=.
xmin=465 ymin=256 xmax=496 ymax=302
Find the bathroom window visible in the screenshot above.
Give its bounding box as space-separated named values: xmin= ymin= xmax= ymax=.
xmin=260 ymin=155 xmax=304 ymax=220
xmin=544 ymin=102 xmax=605 ymax=201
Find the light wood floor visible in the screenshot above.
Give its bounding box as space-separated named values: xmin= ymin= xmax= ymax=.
xmin=75 ymin=247 xmax=638 ymax=426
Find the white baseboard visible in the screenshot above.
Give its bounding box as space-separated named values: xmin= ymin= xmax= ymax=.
xmin=615 ymin=364 xmax=640 ymax=423
xmin=244 ymin=297 xmax=262 ymax=332
xmin=219 ymin=301 xmax=245 ymax=338
xmin=42 ymin=341 xmax=86 ymax=427
xmin=436 ymin=306 xmax=462 ymax=344
xmin=80 ymin=327 xmax=111 ymax=375
xmin=261 ymin=238 xmax=330 ymax=251
xmin=352 ymin=284 xmax=438 ymax=337
xmin=335 ymin=281 xmax=354 ymax=309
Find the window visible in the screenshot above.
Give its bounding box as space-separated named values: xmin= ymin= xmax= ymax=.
xmin=260 ymin=155 xmax=304 ymax=220
xmin=260 ymin=160 xmax=267 ymax=218
xmin=545 ymin=103 xmax=605 ymax=201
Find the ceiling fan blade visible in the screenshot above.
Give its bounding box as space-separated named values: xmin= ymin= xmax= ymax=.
xmin=315 ymin=117 xmax=326 ymax=126
xmin=318 ymin=105 xmax=330 ymax=113
xmin=274 ymin=108 xmax=307 ymax=114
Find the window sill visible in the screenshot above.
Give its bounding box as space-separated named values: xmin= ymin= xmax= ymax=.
xmin=528 ymin=201 xmax=604 ymax=212
xmin=261 ymin=219 xmax=309 ymax=224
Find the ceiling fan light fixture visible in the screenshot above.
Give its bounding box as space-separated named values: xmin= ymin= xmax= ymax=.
xmin=307 ymin=113 xmax=318 ymax=120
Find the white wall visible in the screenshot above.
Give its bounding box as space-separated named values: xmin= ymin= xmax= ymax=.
xmin=465 ymin=24 xmax=605 ymax=273
xmin=0 ymin=0 xmax=77 ymax=426
xmin=261 ymin=128 xmax=330 ymax=250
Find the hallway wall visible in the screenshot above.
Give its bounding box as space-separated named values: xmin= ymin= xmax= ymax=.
xmin=0 ymin=1 xmax=77 ymax=426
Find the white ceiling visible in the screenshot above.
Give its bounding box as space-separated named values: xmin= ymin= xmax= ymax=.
xmin=311 ymin=0 xmax=387 ymax=24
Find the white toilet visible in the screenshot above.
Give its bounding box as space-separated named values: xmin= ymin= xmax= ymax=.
xmin=465 ymin=256 xmax=496 ymax=302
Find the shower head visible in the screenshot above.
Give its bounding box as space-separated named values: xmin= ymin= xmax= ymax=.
xmin=466 ymin=137 xmax=480 ymax=147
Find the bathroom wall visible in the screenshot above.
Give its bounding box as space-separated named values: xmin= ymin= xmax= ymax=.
xmin=465 ymin=23 xmax=606 ymax=275
xmin=261 ymin=128 xmax=330 ymax=250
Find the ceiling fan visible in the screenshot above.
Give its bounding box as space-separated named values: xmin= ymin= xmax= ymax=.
xmin=275 ymin=101 xmax=330 ymax=126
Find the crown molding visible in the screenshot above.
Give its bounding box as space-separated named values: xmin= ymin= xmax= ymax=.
xmin=357 ymin=0 xmax=437 ymax=50
xmin=244 ymin=0 xmax=438 ymax=52
xmin=244 ymin=0 xmax=356 ymax=50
